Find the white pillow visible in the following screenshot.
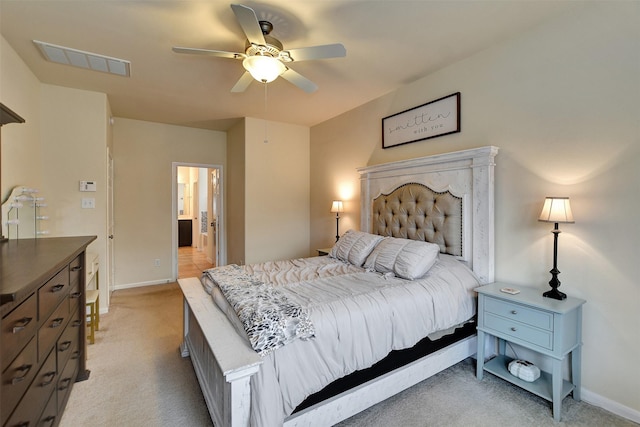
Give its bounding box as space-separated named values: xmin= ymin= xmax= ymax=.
xmin=329 ymin=230 xmax=384 ymax=267
xmin=363 ymin=237 xmax=440 ymax=280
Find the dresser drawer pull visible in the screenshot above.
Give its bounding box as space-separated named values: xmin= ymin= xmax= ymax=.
xmin=70 ymin=292 xmax=82 ymax=299
xmin=42 ymin=416 xmax=56 ymax=427
xmin=510 ymin=310 xmax=518 ymax=315
xmin=51 ymin=284 xmax=65 ymax=293
xmin=71 ymin=350 xmax=81 ymax=360
xmin=71 ymin=266 xmax=82 ymax=272
xmin=58 ymin=377 xmax=72 ymax=391
xmin=12 ymin=317 xmax=33 ymax=333
xmin=11 ymin=364 xmax=33 ymax=385
xmin=15 ymin=422 xmax=30 ymax=427
xmin=510 ymin=327 xmax=517 ymax=332
xmin=59 ymin=341 xmax=72 ymax=352
xmin=50 ymin=318 xmax=64 ymax=328
xmin=41 ymin=371 xmax=56 ymax=386
xmin=72 ymin=320 xmax=82 ymax=327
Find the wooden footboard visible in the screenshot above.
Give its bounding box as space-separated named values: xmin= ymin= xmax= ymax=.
xmin=179 ymin=277 xmax=262 ymax=427
xmin=284 ymin=335 xmax=476 ymax=426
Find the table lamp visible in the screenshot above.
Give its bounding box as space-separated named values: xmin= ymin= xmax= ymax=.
xmin=538 ymin=197 xmax=574 ymax=300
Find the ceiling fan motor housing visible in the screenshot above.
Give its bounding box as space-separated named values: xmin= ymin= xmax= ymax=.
xmin=244 ymin=21 xmax=284 ymax=59
xmin=244 ymin=36 xmax=282 ymax=57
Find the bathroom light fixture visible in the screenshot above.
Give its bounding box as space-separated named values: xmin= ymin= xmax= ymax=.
xmin=538 ymin=197 xmax=574 ymax=300
xmin=330 ymin=200 xmax=344 ymax=242
xmin=33 ymin=40 xmax=131 ymax=77
xmin=242 ymin=55 xmax=286 ymax=83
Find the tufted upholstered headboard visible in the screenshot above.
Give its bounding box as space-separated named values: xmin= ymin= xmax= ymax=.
xmin=371 ymin=183 xmax=463 ymax=256
xmin=358 ymin=146 xmax=498 ymax=285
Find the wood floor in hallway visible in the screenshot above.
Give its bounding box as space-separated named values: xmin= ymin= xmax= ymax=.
xmin=178 ymin=246 xmax=214 ymax=278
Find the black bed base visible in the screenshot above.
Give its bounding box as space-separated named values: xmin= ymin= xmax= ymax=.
xmin=293 ymin=318 xmax=477 ymax=413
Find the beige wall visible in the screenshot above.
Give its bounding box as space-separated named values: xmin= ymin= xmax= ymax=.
xmin=311 ymin=2 xmax=639 ymax=415
xmin=1 ymin=36 xmax=42 ymax=202
xmin=39 ymin=84 xmax=110 ymax=306
xmin=245 ymin=117 xmax=310 ymax=263
xmin=112 ymin=118 xmax=226 ymax=287
xmin=227 ymin=118 xmax=310 ymax=265
xmin=226 ymin=120 xmax=246 ymax=265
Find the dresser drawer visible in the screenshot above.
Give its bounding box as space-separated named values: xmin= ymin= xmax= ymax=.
xmin=57 ymin=310 xmax=81 ymax=372
xmin=57 ymin=353 xmax=79 ymax=412
xmin=1 ymin=293 xmax=37 ymax=372
xmin=38 ymin=297 xmax=70 ymax=362
xmin=69 ymin=279 xmax=83 ymax=314
xmin=39 ymin=391 xmax=59 ymax=427
xmin=39 ymin=266 xmax=70 ymax=321
xmin=69 ymin=255 xmax=83 ymax=286
xmin=485 ymin=312 xmax=553 ymax=350
xmin=484 ymin=297 xmax=553 ymax=331
xmin=4 ymin=349 xmax=57 ymax=427
xmin=1 ymin=338 xmax=38 ymax=426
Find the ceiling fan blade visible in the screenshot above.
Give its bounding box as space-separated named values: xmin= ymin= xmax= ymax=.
xmin=283 ymin=44 xmax=346 ymax=62
xmin=230 ymin=4 xmax=266 ymax=46
xmin=172 ymin=46 xmax=245 ymax=60
xmin=280 ymin=68 xmax=318 ymax=93
xmin=231 ymin=72 xmax=254 ymax=93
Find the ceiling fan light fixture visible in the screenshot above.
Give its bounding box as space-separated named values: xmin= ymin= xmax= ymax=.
xmin=243 ymin=55 xmax=286 ymax=83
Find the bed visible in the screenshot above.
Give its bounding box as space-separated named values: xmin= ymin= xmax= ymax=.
xmin=178 ymin=146 xmax=498 ymax=427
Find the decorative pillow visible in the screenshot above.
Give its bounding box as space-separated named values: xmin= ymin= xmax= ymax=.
xmin=363 ymin=237 xmax=440 ymax=280
xmin=329 ymin=229 xmax=384 ymax=267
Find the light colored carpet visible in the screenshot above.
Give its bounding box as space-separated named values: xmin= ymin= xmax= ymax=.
xmin=61 ymin=282 xmax=636 ymax=427
xmin=60 ymin=283 xmax=213 ymax=427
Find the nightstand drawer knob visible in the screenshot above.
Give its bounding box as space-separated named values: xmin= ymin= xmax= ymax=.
xmin=511 ymin=327 xmax=517 ymax=332
xmin=511 ymin=310 xmax=518 ymax=315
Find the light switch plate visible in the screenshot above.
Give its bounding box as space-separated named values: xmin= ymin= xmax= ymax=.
xmin=81 ymin=198 xmax=95 ymax=209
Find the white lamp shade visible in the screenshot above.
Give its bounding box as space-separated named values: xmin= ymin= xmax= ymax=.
xmin=538 ymin=197 xmax=575 ymax=223
xmin=330 ymin=200 xmax=344 ymax=213
xmin=242 ymin=55 xmax=286 ymax=83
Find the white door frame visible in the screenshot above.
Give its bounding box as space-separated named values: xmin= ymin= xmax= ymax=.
xmin=171 ymin=162 xmax=225 ymax=281
xmin=107 ymin=147 xmax=115 ymax=304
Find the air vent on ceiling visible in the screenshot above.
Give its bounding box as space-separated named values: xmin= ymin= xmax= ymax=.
xmin=33 ymin=40 xmax=131 ymax=77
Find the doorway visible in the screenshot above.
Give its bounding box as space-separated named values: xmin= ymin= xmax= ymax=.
xmin=172 ymin=163 xmax=224 ymax=280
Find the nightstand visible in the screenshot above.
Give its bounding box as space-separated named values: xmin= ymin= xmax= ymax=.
xmin=475 ymin=282 xmax=586 ymax=422
xmin=317 ymin=248 xmax=332 ymax=256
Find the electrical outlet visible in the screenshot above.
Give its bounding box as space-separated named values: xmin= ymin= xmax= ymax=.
xmin=154 ymin=259 xmax=160 ymax=267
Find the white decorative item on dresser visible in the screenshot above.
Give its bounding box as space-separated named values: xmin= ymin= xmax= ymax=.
xmin=475 ymin=282 xmax=586 ymax=422
xmin=1 ymin=186 xmax=50 ymax=239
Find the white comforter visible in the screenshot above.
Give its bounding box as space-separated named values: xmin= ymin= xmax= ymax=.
xmin=203 ymin=254 xmax=479 ymax=426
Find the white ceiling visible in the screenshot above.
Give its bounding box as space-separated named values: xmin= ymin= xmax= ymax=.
xmin=0 ymin=0 xmax=581 ymax=131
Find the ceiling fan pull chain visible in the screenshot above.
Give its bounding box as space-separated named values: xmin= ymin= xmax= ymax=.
xmin=263 ymin=82 xmax=269 ymax=144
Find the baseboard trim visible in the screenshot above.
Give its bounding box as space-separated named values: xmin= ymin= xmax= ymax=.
xmin=114 ymin=278 xmax=173 ymax=291
xmin=582 ymin=388 xmax=640 ymax=424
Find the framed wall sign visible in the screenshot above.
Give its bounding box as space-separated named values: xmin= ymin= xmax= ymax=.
xmin=382 ymin=92 xmax=460 ymax=149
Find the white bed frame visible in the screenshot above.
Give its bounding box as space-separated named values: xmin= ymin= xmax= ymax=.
xmin=178 ymin=146 xmax=499 ymax=427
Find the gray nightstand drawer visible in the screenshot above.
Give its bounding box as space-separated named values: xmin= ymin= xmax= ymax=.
xmin=485 ymin=312 xmax=553 ymax=350
xmin=485 ymin=297 xmax=553 ymax=331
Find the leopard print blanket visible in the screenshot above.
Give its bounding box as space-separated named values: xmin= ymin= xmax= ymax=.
xmin=202 ymin=265 xmax=315 ymax=356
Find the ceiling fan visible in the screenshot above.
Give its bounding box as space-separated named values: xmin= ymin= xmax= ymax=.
xmin=172 ymin=3 xmax=346 ymax=93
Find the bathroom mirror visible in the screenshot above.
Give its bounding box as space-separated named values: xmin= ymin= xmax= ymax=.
xmin=177 ymin=183 xmax=190 ymax=217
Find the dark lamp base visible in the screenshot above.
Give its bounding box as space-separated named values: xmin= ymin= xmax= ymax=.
xmin=543 ymin=288 xmax=567 ymax=300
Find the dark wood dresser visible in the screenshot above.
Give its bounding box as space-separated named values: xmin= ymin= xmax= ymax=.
xmin=1 ymin=236 xmax=96 ymax=427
